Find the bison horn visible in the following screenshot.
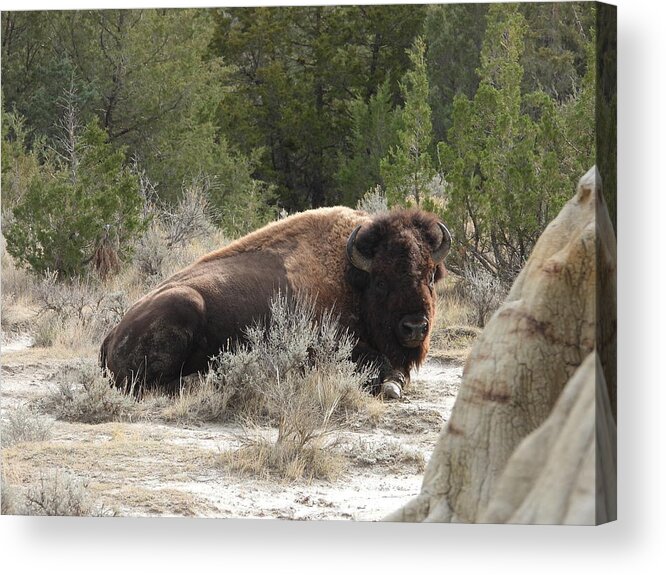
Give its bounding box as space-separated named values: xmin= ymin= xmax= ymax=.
xmin=346 ymin=225 xmax=372 ymax=273
xmin=431 ymin=222 xmax=452 ymax=263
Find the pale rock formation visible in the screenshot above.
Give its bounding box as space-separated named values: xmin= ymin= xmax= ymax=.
xmin=387 ymin=166 xmax=616 ymax=524
xmin=479 ymin=352 xmax=616 ymax=524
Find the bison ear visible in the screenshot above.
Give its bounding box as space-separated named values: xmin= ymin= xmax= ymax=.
xmin=431 ymin=222 xmax=451 ymax=264
xmin=346 ymin=225 xmax=373 ymax=273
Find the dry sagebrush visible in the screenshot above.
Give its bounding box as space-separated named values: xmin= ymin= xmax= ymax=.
xmin=133 ymin=177 xmax=224 ymax=283
xmin=1 ymin=404 xmax=53 ymax=446
xmin=22 ymin=470 xmax=112 ymax=517
xmin=461 ymin=264 xmax=508 ymax=327
xmin=31 ymin=271 xmax=129 ymax=352
xmin=1 ymin=465 xmax=111 ymax=517
xmin=214 ymin=293 xmax=376 ymax=481
xmin=41 ymin=361 xmax=139 ymax=424
xmin=356 ymin=186 xmax=388 ymax=214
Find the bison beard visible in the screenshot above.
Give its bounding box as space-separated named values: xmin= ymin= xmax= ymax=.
xmin=100 ymin=207 xmax=451 ymax=399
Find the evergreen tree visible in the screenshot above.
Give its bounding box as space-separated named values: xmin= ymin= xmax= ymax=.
xmin=1 ymin=106 xmax=45 ymax=213
xmin=1 ymin=4 xmax=603 ymax=258
xmin=425 ymin=3 xmax=487 ymax=142
xmin=520 ymin=2 xmax=595 ymax=103
xmin=335 ymin=80 xmax=398 ymax=206
xmin=438 ymin=4 xmax=596 ymax=280
xmin=381 ymin=37 xmax=435 ymax=207
xmin=210 ymin=5 xmax=427 ymax=210
xmin=0 ymin=10 xmax=250 ymax=204
xmin=5 ymin=115 xmax=144 ymax=276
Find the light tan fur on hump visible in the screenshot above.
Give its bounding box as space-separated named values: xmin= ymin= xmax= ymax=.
xmin=197 ymin=207 xmax=370 ymax=308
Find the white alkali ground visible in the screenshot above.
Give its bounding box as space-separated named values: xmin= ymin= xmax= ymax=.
xmin=1 ymin=333 xmax=34 ymax=354
xmin=1 ymin=331 xmax=462 ymax=521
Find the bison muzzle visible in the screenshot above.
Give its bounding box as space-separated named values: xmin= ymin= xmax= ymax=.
xmin=100 ymin=207 xmax=451 ymax=399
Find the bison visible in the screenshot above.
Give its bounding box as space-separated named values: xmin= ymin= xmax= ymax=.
xmin=100 ymin=207 xmax=451 ymax=399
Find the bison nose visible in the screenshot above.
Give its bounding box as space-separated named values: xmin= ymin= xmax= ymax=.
xmin=399 ymin=315 xmax=429 ymax=342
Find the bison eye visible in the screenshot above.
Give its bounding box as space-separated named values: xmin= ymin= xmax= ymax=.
xmin=375 ymin=278 xmax=388 ymax=295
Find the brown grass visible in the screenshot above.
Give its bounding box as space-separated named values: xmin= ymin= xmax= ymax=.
xmin=1 ymin=245 xmax=38 ymax=334
xmin=1 ymin=240 xmax=32 ymax=298
xmin=430 ymin=275 xmax=480 ymax=363
xmin=436 ymin=276 xmax=472 ymax=322
xmin=219 ymin=433 xmax=347 ymax=483
xmin=1 ymin=298 xmax=37 ymax=334
xmin=2 ymin=425 xmax=217 ymax=485
xmin=379 ymin=405 xmax=444 ymax=435
xmin=1 ymin=417 xmax=217 ymax=517
xmin=347 ymin=395 xmax=387 ymax=430
xmin=109 ymin=485 xmax=211 ymax=517
xmin=345 ymin=437 xmax=426 ymax=473
xmin=159 ymin=373 xmax=239 ymax=424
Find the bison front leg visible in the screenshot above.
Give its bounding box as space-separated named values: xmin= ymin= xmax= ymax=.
xmin=351 ymin=342 xmax=409 ymax=400
xmin=380 ymin=370 xmax=410 ymax=400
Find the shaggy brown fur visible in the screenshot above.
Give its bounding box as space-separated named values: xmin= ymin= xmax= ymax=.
xmin=100 ymin=207 xmax=450 ymax=394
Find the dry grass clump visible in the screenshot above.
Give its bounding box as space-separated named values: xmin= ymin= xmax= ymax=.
xmin=219 ymin=432 xmax=347 ymax=482
xmin=434 ymin=275 xmax=473 ymax=326
xmin=213 ymin=293 xmax=377 ymax=480
xmin=1 ymin=297 xmax=36 ymax=334
xmin=346 ymin=437 xmax=426 ymax=473
xmin=40 ymin=361 xmax=139 ymax=424
xmin=430 ymin=270 xmax=507 ymax=361
xmin=22 ymin=470 xmax=113 ymax=517
xmin=33 ymin=314 xmax=102 ymax=354
xmin=1 ymin=404 xmax=53 ymax=446
xmin=429 ymin=325 xmax=482 ymax=364
xmin=1 ymin=243 xmax=134 ymax=357
xmin=346 ymin=396 xmax=387 ymax=431
xmin=430 ymin=275 xmax=477 ymax=361
xmin=161 ymin=229 xmax=229 ymax=277
xmin=160 ymin=374 xmax=239 ymax=424
xmin=133 ymin=222 xmax=169 ymax=280
xmin=379 ymin=405 xmax=444 ymax=435
xmin=132 ymin=221 xmax=229 ymax=287
xmin=113 ymin=485 xmax=208 ymax=517
xmin=1 ymin=236 xmax=31 ymax=297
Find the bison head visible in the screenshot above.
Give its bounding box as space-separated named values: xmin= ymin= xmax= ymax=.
xmin=346 ymin=210 xmax=451 ymax=371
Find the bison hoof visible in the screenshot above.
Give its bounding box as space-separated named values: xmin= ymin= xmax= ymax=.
xmin=381 ymin=380 xmax=402 ymax=400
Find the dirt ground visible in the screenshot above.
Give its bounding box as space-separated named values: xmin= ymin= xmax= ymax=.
xmin=1 ymin=335 xmax=462 ymax=521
